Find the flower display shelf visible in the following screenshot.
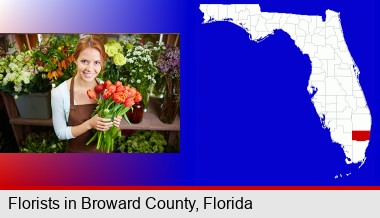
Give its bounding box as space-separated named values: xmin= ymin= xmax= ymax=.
xmin=120 ymin=96 xmax=180 ymax=146
xmin=9 ymin=118 xmax=52 ymax=126
xmin=1 ymin=93 xmax=53 ymax=147
xmin=1 ymin=93 xmax=179 ymax=148
xmin=120 ymin=96 xmax=180 ymax=131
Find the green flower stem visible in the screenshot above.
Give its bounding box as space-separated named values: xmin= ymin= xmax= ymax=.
xmin=97 ymin=132 xmax=103 ymax=150
xmin=86 ymin=131 xmax=98 ymax=145
xmin=87 ymin=102 xmax=133 ymax=152
xmin=106 ymin=100 xmax=114 ymax=110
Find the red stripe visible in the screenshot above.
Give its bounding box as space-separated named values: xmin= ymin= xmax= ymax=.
xmin=352 ymin=131 xmax=370 ymax=141
xmin=1 ymin=186 xmax=380 ymax=190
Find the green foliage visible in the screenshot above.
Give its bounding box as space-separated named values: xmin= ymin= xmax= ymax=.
xmin=118 ymin=131 xmax=166 ymax=153
xmin=0 ymin=34 xmax=79 ymax=96
xmin=101 ymin=34 xmax=165 ymax=107
xmin=21 ymin=129 xmax=66 ymax=153
xmin=33 ymin=34 xmax=79 ymax=87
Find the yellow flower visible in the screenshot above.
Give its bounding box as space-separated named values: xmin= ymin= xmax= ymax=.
xmin=105 ymin=40 xmax=122 ymax=57
xmin=113 ymin=53 xmax=127 ymax=66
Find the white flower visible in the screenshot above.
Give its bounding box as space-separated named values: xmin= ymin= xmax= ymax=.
xmin=3 ymin=72 xmax=15 ymax=84
xmin=16 ymin=54 xmax=24 ymax=62
xmin=136 ymin=79 xmax=141 ymax=84
xmin=14 ymin=83 xmax=22 ymax=92
xmin=21 ymin=71 xmax=32 ymax=84
xmin=9 ymin=62 xmax=18 ymax=71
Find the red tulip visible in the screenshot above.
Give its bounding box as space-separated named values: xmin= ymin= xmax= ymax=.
xmin=104 ymin=80 xmax=113 ymax=89
xmin=113 ymin=92 xmax=127 ymax=103
xmin=134 ymin=92 xmax=142 ymax=102
xmin=116 ymin=85 xmax=127 ymax=93
xmin=124 ymin=98 xmax=135 ymax=107
xmin=102 ymin=90 xmax=112 ymax=99
xmin=129 ymin=87 xmax=137 ymax=97
xmin=87 ymin=89 xmax=96 ymax=99
xmin=115 ymin=81 xmax=122 ymax=87
xmin=95 ymin=84 xmax=105 ymax=93
xmin=107 ymin=85 xmax=116 ymax=94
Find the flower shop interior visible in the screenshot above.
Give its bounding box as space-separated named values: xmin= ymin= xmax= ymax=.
xmin=0 ymin=33 xmax=180 ymax=153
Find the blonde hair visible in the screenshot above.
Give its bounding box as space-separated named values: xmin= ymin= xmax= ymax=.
xmin=73 ymin=35 xmax=108 ymax=69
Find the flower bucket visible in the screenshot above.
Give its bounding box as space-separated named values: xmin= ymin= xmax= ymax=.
xmin=14 ymin=92 xmax=52 ymax=119
xmin=159 ymin=75 xmax=180 ymax=124
xmin=126 ymin=101 xmax=145 ymax=123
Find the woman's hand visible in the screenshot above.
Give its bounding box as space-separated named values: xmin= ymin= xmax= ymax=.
xmin=113 ymin=116 xmax=122 ymax=128
xmin=87 ymin=114 xmax=113 ymax=131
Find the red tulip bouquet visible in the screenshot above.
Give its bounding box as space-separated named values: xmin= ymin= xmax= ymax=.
xmin=86 ymin=80 xmax=142 ymax=152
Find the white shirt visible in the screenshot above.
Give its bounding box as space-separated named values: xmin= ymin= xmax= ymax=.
xmin=51 ymin=81 xmax=73 ymax=140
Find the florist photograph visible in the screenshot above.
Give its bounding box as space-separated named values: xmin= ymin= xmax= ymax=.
xmin=0 ymin=33 xmax=180 ymax=153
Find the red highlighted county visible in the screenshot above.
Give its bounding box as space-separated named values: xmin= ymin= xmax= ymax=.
xmin=352 ymin=131 xmax=370 ymax=141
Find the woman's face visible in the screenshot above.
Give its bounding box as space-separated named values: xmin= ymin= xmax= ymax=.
xmin=76 ymin=47 xmax=102 ymax=82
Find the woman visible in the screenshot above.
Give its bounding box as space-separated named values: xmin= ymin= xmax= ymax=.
xmin=51 ymin=35 xmax=122 ymax=152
